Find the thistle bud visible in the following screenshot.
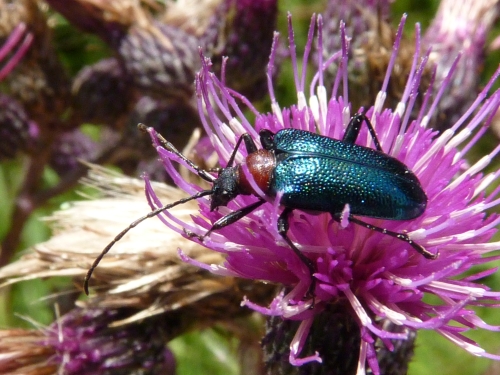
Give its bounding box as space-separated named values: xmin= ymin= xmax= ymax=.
xmin=0 ymin=94 xmax=38 ymax=160
xmin=1 ymin=1 xmax=71 ymax=127
xmin=49 ymin=129 xmax=97 ymax=175
xmin=203 ymin=0 xmax=278 ymax=100
xmin=117 ymin=23 xmax=199 ymax=100
xmin=72 ymin=58 xmax=133 ymax=129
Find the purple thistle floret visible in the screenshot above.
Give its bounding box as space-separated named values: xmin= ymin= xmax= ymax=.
xmin=145 ymin=14 xmax=500 ymax=374
xmin=44 ymin=308 xmax=175 ymax=374
xmin=423 ymin=0 xmax=500 ymax=130
xmin=0 ymin=23 xmax=33 ymax=82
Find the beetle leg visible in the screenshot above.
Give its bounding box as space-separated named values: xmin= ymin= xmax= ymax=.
xmin=277 ymin=207 xmax=316 ymax=298
xmin=343 ymin=113 xmax=383 ymax=152
xmin=226 ymin=133 xmax=258 ymax=167
xmin=342 ymin=215 xmax=438 ymax=259
xmin=186 ymin=199 xmax=266 ymax=240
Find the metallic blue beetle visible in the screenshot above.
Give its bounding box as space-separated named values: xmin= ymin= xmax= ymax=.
xmin=84 ymin=114 xmax=436 ymax=294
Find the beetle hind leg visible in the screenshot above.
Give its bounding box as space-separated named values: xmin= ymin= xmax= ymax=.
xmin=343 ymin=113 xmax=383 ymax=152
xmin=336 ymin=214 xmax=438 ymax=260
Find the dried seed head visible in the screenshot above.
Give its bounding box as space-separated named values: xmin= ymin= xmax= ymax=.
xmin=0 ymin=1 xmax=27 ymax=34
xmin=0 ymin=328 xmax=56 ymax=375
xmin=0 ymin=165 xmax=275 ymax=324
xmin=162 ymin=0 xmax=223 ymax=37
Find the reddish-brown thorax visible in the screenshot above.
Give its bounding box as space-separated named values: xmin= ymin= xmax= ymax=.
xmin=236 ymin=149 xmax=275 ymax=195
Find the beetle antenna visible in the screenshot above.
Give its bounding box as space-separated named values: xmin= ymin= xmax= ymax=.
xmin=138 ymin=123 xmax=216 ymax=183
xmin=83 ymin=189 xmax=213 ymax=295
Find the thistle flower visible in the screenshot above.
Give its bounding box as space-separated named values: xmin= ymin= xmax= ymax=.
xmin=0 ymin=307 xmax=176 ymax=375
xmin=144 ymin=14 xmax=500 ymax=374
xmin=423 ymin=0 xmax=500 ymax=130
xmin=3 ymin=2 xmax=71 ymax=128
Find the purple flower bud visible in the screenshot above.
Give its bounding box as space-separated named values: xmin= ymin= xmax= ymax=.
xmin=117 ymin=23 xmax=200 ymax=100
xmin=121 ymin=96 xmax=201 ymax=180
xmin=318 ymin=1 xmax=428 ymax=117
xmin=203 ymin=0 xmax=279 ymax=100
xmin=0 ymin=94 xmax=38 ymax=159
xmin=50 ymin=129 xmax=97 ymax=175
xmin=72 ymin=58 xmax=133 ymax=128
xmin=126 ymin=96 xmax=200 ymax=153
xmin=45 ymin=308 xmax=175 ymax=374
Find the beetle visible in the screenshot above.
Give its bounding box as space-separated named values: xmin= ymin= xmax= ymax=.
xmin=83 ymin=114 xmax=436 ymax=295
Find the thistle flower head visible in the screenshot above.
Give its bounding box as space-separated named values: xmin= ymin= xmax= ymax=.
xmin=144 ymin=13 xmax=500 ymax=374
xmin=423 ymin=0 xmax=500 ymax=130
xmin=0 ymin=307 xmax=176 ymax=375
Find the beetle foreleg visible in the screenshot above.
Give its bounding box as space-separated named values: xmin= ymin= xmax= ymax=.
xmin=277 ymin=207 xmax=316 ymax=297
xmin=343 ymin=215 xmax=438 ymax=259
xmin=186 ymin=199 xmax=266 ymax=240
xmin=226 ymin=133 xmax=258 ymax=167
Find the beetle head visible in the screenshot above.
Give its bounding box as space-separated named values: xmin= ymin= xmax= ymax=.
xmin=210 ymin=166 xmax=239 ymax=210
